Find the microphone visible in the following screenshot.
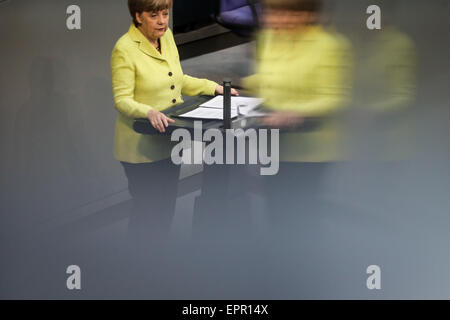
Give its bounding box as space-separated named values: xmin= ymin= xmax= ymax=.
xmin=223 ymin=78 xmax=232 ymax=130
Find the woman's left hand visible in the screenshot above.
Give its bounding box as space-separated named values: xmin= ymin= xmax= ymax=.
xmin=215 ymin=85 xmax=239 ymax=96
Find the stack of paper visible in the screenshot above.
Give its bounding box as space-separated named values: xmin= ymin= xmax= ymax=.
xmin=178 ymin=96 xmax=264 ymax=120
xmin=177 ymin=107 xmax=238 ymax=120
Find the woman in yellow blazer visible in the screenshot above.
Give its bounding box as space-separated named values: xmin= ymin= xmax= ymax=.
xmin=111 ymin=0 xmax=237 ymax=243
xmin=242 ymin=0 xmax=352 ymax=230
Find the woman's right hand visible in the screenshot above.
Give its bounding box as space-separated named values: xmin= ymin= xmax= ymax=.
xmin=146 ymin=109 xmax=175 ymax=133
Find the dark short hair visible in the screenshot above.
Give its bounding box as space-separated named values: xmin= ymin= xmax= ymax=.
xmin=128 ymin=0 xmax=173 ymax=27
xmin=264 ymin=0 xmax=322 ymax=12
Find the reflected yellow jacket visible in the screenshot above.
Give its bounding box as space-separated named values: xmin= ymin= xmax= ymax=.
xmin=111 ymin=24 xmax=217 ymax=163
xmin=244 ymin=26 xmax=352 ymax=162
xmin=358 ymin=27 xmax=416 ymax=161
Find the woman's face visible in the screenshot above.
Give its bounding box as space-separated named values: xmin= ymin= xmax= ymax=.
xmin=136 ymin=9 xmax=170 ymax=41
xmin=263 ymin=9 xmax=317 ymax=31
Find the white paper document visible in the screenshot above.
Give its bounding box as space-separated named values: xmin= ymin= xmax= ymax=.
xmin=178 ymin=107 xmax=238 ymax=120
xmin=200 ymin=96 xmax=264 ymax=114
xmin=178 ymin=96 xmax=264 ymax=120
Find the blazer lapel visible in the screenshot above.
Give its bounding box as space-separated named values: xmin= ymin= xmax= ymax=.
xmin=128 ymin=24 xmax=166 ymax=61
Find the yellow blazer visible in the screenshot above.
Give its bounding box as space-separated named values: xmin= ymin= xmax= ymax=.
xmin=243 ymin=26 xmax=353 ymax=162
xmin=357 ymin=27 xmax=416 ymax=161
xmin=111 ymin=24 xmax=218 ymax=163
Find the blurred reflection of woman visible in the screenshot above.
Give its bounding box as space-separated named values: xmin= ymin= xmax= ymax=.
xmin=243 ymin=0 xmax=353 ymax=232
xmin=111 ymin=0 xmax=237 ymax=243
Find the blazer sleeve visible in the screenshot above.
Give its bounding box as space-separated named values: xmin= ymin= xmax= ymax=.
xmin=111 ymin=47 xmax=153 ymax=119
xmin=182 ymin=75 xmax=218 ymax=97
xmin=369 ymin=39 xmax=416 ymax=114
xmin=240 ymin=74 xmax=260 ymax=93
